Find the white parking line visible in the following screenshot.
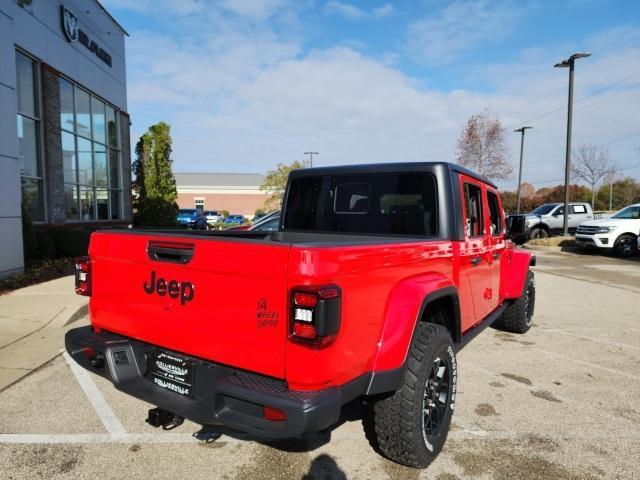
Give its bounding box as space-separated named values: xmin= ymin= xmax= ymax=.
xmin=63 ymin=352 xmax=127 ymax=436
xmin=0 ymin=433 xmax=204 ymax=444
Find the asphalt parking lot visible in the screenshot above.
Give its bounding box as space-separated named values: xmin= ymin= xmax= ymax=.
xmin=1 ymin=248 xmax=639 ymax=480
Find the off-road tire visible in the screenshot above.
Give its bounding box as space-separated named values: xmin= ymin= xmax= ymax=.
xmin=529 ymin=227 xmax=548 ymax=240
xmin=613 ymin=234 xmax=636 ymax=258
xmin=367 ymin=323 xmax=457 ymax=468
xmin=496 ymin=270 xmax=535 ymax=333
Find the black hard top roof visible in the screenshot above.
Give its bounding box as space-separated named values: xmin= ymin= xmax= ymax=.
xmin=288 ymin=162 xmax=497 ymax=189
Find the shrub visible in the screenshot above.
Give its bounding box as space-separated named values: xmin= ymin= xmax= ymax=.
xmin=35 ymin=230 xmax=56 ymax=258
xmin=47 ymin=228 xmax=92 ymax=257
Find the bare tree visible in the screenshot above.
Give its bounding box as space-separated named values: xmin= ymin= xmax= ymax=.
xmin=455 ymin=109 xmax=513 ymax=181
xmin=571 ymin=144 xmax=617 ymax=209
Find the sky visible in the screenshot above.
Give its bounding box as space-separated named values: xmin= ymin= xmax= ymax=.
xmin=100 ymin=0 xmax=640 ymax=190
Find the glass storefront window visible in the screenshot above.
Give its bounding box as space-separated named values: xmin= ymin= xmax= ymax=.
xmin=16 ymin=50 xmax=44 ymax=222
xmin=59 ymin=77 xmax=121 ymax=221
xmin=75 ymin=88 xmax=91 ymax=138
xmin=94 ymin=143 xmax=107 ymax=188
xmin=60 ymin=78 xmax=75 ymax=132
xmin=16 ymin=52 xmax=37 ymax=117
xmin=91 ymin=97 xmax=106 ymax=144
xmin=106 ymin=106 xmax=118 ymax=148
xmin=61 ymin=131 xmax=77 ymax=184
xmin=96 ymin=189 xmax=109 ymax=220
xmin=77 ymin=137 xmax=93 ymax=186
xmin=17 ymin=116 xmax=40 ymax=178
xmin=79 ymin=186 xmax=95 ymax=221
xmin=65 ymin=184 xmax=79 ymax=220
xmin=21 ymin=177 xmax=44 ymax=222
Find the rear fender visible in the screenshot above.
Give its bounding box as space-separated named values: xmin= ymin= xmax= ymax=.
xmin=370 ymin=273 xmax=458 ymax=375
xmin=501 ymin=247 xmax=534 ymax=299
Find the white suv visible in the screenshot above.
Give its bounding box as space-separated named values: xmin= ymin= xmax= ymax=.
xmin=576 ymin=204 xmax=640 ymax=257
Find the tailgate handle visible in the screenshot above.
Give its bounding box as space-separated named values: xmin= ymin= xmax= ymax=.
xmin=147 ymin=241 xmax=194 ymax=264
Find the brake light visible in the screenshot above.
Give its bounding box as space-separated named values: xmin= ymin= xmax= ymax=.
xmin=74 ymin=256 xmax=91 ymax=296
xmin=290 ymin=285 xmax=341 ymax=347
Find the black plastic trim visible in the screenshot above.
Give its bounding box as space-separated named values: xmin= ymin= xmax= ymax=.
xmin=454 ymin=302 xmax=507 ymax=352
xmin=65 ymin=326 xmax=365 ymax=439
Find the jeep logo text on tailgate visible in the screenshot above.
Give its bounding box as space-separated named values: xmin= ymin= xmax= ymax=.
xmin=143 ymin=271 xmax=194 ymax=305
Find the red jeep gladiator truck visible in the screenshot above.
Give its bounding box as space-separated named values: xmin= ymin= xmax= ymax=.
xmin=66 ymin=162 xmax=535 ymax=468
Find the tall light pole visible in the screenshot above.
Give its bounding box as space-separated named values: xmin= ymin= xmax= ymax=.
xmin=304 ymin=151 xmax=318 ymax=168
xmin=514 ymin=126 xmax=532 ymax=214
xmin=554 ymin=52 xmax=591 ymax=236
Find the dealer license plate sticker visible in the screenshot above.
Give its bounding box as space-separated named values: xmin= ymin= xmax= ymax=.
xmin=152 ymin=351 xmax=194 ymax=397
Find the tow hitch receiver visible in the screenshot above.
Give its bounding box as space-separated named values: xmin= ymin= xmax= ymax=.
xmin=146 ymin=408 xmax=184 ymax=430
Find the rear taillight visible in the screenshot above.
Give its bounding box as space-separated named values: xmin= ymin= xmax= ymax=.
xmin=290 ymin=285 xmax=341 ymax=347
xmin=263 ymin=406 xmax=287 ymax=421
xmin=74 ymin=256 xmax=91 ymax=296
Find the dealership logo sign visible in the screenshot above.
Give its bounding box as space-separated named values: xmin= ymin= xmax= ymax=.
xmin=62 ymin=6 xmax=78 ymax=42
xmin=60 ymin=6 xmax=112 ymax=67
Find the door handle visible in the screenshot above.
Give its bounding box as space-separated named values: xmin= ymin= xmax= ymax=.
xmin=470 ymin=257 xmax=482 ymax=266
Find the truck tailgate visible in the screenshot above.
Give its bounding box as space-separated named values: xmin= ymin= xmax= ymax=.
xmin=89 ymin=232 xmax=290 ymax=379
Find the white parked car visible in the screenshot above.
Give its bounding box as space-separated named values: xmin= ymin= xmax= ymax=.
xmin=575 ymin=204 xmax=640 ymax=257
xmin=204 ymin=210 xmax=222 ymax=226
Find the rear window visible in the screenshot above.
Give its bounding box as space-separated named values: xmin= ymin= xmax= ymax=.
xmin=283 ymin=173 xmax=438 ymax=236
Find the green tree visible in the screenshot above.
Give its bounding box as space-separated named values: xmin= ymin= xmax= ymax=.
xmin=260 ymin=161 xmax=304 ymax=210
xmin=132 ymin=122 xmax=179 ymax=226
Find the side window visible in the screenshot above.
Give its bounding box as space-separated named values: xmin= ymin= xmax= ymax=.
xmin=571 ymin=204 xmax=587 ymax=214
xmin=487 ymin=191 xmax=503 ymax=235
xmin=463 ymin=183 xmax=484 ymax=237
xmin=555 ymin=206 xmax=565 ymax=216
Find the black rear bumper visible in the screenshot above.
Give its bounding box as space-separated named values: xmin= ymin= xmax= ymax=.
xmin=65 ymin=326 xmax=353 ymax=438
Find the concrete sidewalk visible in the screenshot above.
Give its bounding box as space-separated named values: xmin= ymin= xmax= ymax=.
xmin=0 ymin=275 xmax=88 ymax=390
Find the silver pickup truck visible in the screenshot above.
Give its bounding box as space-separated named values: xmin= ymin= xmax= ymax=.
xmin=522 ymin=202 xmax=593 ymax=240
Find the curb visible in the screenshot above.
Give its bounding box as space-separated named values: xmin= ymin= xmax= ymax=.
xmin=523 ymin=245 xmax=583 ymax=253
xmin=64 ymin=302 xmax=89 ymax=326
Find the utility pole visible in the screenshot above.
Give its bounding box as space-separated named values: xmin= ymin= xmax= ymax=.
xmin=554 ymin=52 xmax=591 ymax=236
xmin=514 ymin=126 xmax=532 ymax=214
xmin=304 ymin=152 xmax=318 ymax=168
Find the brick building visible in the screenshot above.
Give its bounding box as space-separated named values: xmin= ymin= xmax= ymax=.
xmin=175 ymin=173 xmax=270 ymax=218
xmin=0 ymin=0 xmax=131 ymax=277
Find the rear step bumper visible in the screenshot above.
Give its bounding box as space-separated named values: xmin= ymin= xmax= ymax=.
xmin=65 ymin=326 xmax=345 ymax=438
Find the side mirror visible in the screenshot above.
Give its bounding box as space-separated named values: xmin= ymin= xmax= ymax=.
xmin=506 ymin=215 xmax=526 ymax=238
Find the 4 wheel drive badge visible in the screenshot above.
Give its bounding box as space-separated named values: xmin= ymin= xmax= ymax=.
xmin=61 ymin=6 xmax=78 ymax=42
xmin=256 ymin=298 xmax=279 ymax=328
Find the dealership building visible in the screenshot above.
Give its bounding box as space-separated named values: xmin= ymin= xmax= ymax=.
xmin=176 ymin=173 xmax=269 ymax=218
xmin=0 ymin=0 xmax=131 ymax=277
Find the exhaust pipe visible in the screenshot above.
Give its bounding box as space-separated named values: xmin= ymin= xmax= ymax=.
xmin=146 ymin=408 xmax=184 ymax=430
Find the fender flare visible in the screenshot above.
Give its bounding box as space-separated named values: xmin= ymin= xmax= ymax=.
xmin=501 ymin=248 xmax=535 ymax=299
xmin=365 ymin=284 xmax=461 ymax=396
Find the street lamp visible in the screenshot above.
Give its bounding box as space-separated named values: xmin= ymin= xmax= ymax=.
xmin=554 ymin=52 xmax=591 ymax=236
xmin=304 ymin=151 xmax=318 ymax=168
xmin=514 ymin=126 xmax=533 ymax=214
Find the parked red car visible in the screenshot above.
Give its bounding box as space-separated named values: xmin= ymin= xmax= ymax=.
xmin=67 ymin=162 xmax=533 ymax=468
